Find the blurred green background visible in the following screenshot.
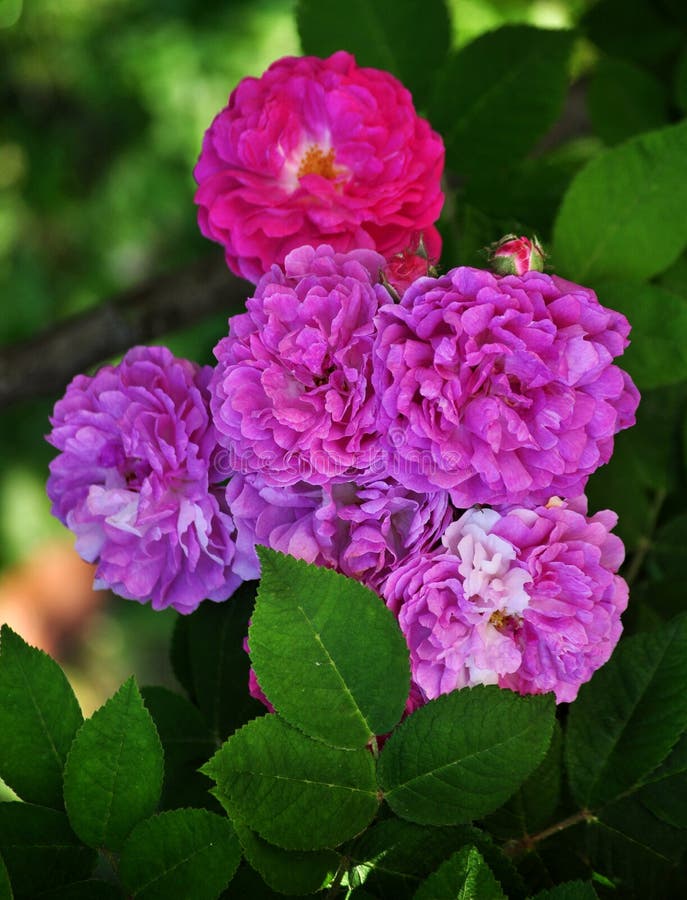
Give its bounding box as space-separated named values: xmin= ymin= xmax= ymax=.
xmin=0 ymin=0 xmax=611 ymax=710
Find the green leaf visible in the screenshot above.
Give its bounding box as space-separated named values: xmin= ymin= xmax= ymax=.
xmin=485 ymin=721 xmax=562 ymax=839
xmin=63 ymin=677 xmax=163 ymax=851
xmin=430 ymin=26 xmax=574 ymax=177
xmin=414 ymin=845 xmax=506 ymax=900
xmin=378 ymin=686 xmax=555 ymax=825
xmin=594 ymin=280 xmax=687 ymax=389
xmin=251 ymin=549 xmax=409 ymax=749
xmin=296 ymin=0 xmax=451 ymax=106
xmin=187 ymin=582 xmax=265 ymax=742
xmin=552 ymin=120 xmax=687 ymax=282
xmin=233 ymin=818 xmax=339 ymax=895
xmin=119 ymin=809 xmax=241 ymax=900
xmin=635 ymin=732 xmax=687 ymax=828
xmin=203 ymin=715 xmax=378 ymax=850
xmin=531 ymin=882 xmax=599 ymax=899
xmin=0 ymin=626 xmax=83 ymax=808
xmin=139 ymin=686 xmax=216 ymax=810
xmin=566 ymin=615 xmax=687 ymax=808
xmin=0 ymin=803 xmax=96 ymax=898
xmin=588 ymin=58 xmax=669 ymax=146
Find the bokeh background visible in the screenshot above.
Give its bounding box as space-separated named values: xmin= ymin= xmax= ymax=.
xmin=0 ymin=0 xmax=680 ymax=721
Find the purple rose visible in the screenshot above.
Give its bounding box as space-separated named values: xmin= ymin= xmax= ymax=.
xmin=47 ymin=346 xmax=244 ymax=614
xmin=211 ymin=244 xmax=389 ymax=486
xmin=227 ymin=472 xmax=451 ymax=592
xmin=383 ymin=498 xmax=628 ymax=704
xmin=373 ymin=267 xmax=640 ymax=506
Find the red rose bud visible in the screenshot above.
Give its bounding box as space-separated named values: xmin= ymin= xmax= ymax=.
xmin=382 ymin=233 xmax=438 ymax=300
xmin=489 ymin=234 xmax=545 ymax=276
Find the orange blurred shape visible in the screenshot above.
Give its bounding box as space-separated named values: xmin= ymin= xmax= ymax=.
xmin=0 ymin=540 xmax=105 ymax=658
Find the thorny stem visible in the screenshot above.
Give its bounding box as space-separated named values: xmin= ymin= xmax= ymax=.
xmin=624 ymin=487 xmax=667 ymax=587
xmin=503 ymin=809 xmax=596 ymax=857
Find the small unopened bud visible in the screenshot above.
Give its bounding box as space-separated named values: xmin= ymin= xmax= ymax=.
xmin=381 ymin=233 xmax=438 ymax=301
xmin=489 ymin=234 xmax=545 ymax=276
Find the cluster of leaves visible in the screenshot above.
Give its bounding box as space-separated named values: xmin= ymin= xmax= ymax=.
xmin=2 ymin=550 xmax=687 ymax=898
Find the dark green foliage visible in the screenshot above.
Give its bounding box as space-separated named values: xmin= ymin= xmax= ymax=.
xmin=430 ymin=26 xmax=574 ymax=177
xmin=296 ymin=0 xmax=451 ymax=106
xmin=185 ymin=582 xmax=265 ymax=742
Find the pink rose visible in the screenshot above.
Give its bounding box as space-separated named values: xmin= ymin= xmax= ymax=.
xmin=194 ymin=52 xmax=445 ymax=282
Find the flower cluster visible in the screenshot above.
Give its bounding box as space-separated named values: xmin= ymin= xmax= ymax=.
xmin=47 ymin=56 xmax=639 ymax=706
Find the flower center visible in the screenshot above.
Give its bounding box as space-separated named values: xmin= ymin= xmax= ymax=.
xmin=297 ymin=145 xmax=338 ymax=180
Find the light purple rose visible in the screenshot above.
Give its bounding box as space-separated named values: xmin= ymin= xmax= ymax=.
xmin=47 ymin=346 xmax=244 ymax=614
xmin=373 ymin=266 xmax=640 ymax=506
xmin=383 ymin=498 xmax=628 ymax=704
xmin=211 ymin=244 xmax=390 ymax=485
xmin=227 ymin=472 xmax=452 ymax=592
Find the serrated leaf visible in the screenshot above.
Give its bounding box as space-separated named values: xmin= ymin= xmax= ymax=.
xmin=566 ymin=615 xmax=687 ymax=809
xmin=486 ymin=721 xmax=562 ymax=840
xmin=0 ymin=803 xmax=96 ymax=898
xmin=594 ymin=280 xmax=687 ymax=389
xmin=119 ymin=809 xmax=240 ymax=900
xmin=251 ymin=549 xmax=409 ymax=749
xmin=188 ymin=582 xmax=264 ymax=742
xmin=140 ymin=686 xmax=216 ymax=811
xmin=635 ymin=732 xmax=687 ymax=828
xmin=296 ymin=0 xmax=451 ymax=106
xmin=552 ymin=120 xmax=687 ymax=282
xmin=430 ymin=26 xmax=574 ymax=176
xmin=531 ymin=882 xmax=599 ymax=899
xmin=63 ymin=677 xmax=163 ymax=851
xmin=0 ymin=626 xmax=83 ymax=808
xmin=378 ymin=686 xmax=555 ymax=825
xmin=588 ymin=57 xmax=668 ymax=146
xmin=414 ymin=845 xmax=506 ymax=900
xmin=233 ymin=818 xmax=339 ymax=896
xmin=203 ymin=715 xmax=378 ymax=850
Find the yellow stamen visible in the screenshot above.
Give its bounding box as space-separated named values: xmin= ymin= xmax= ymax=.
xmin=298 ymin=145 xmax=338 ymax=180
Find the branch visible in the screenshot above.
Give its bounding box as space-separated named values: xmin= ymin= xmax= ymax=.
xmin=0 ymin=254 xmax=251 ymax=408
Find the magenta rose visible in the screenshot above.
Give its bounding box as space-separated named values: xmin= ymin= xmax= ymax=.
xmin=194 ymin=51 xmax=445 ymax=282
xmin=211 ymin=244 xmax=389 ymax=486
xmin=383 ymin=498 xmax=628 ymax=704
xmin=47 ymin=346 xmax=245 ymax=614
xmin=373 ymin=266 xmax=640 ymax=506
